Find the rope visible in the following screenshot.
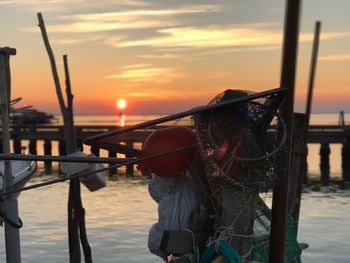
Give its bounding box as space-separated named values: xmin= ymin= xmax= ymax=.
xmin=0 ymin=210 xmax=23 ymax=229
xmin=200 ymin=240 xmax=242 ymax=263
xmin=0 ymin=143 xmax=198 ymax=197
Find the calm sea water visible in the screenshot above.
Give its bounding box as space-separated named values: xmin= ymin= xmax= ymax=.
xmin=0 ymin=177 xmax=349 ymax=262
xmin=1 ymin=114 xmax=349 ymax=262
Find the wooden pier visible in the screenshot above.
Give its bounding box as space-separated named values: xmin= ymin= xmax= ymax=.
xmin=1 ymin=124 xmax=350 ymax=181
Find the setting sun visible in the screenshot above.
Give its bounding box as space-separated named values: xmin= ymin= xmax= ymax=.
xmin=116 ymin=99 xmax=127 ymax=110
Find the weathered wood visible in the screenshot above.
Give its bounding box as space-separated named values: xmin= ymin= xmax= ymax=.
xmin=320 ymin=143 xmax=330 ymax=186
xmin=38 ymin=12 xmax=91 ymax=262
xmin=29 ymin=139 xmax=37 ymax=155
xmin=13 ymin=138 xmax=21 ymax=154
xmin=2 ymin=124 xmax=348 ymax=143
xmin=90 ymin=146 xmax=100 ymax=157
xmin=88 ymin=140 xmax=141 ymax=156
xmin=58 ymin=140 xmax=66 ymax=156
xmin=287 ymin=113 xmax=306 ymax=226
xmin=301 ymin=21 xmax=321 ymax=187
xmin=342 ymin=138 xmax=350 ymax=182
xmin=108 ymin=150 xmax=117 ymax=176
xmin=288 ymin=21 xmax=322 ymax=236
xmin=126 ymin=141 xmax=134 ymax=176
xmin=269 ymin=0 xmax=301 ymax=261
xmin=44 ymin=140 xmax=52 ymax=174
xmin=1 ymin=47 xmax=21 ymax=262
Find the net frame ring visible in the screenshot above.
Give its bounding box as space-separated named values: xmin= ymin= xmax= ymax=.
xmin=205 ymin=101 xmax=287 ymax=162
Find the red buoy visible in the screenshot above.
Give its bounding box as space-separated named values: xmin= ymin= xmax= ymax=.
xmin=138 ymin=127 xmax=197 ymax=177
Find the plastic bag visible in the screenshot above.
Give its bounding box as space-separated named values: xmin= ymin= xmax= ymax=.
xmin=148 ymin=175 xmax=200 ymax=258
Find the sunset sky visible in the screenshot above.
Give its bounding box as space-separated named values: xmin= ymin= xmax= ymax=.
xmin=1 ymin=0 xmax=350 ymax=115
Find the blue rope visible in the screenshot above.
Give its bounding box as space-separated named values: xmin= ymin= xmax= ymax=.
xmin=200 ymin=240 xmax=242 ymax=263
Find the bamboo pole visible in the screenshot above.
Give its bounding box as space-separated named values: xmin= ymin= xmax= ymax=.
xmin=269 ymin=0 xmax=301 ymax=262
xmin=84 ymin=87 xmax=286 ymax=144
xmin=1 ymin=47 xmax=21 ymax=263
xmin=293 ymin=21 xmax=321 ymax=232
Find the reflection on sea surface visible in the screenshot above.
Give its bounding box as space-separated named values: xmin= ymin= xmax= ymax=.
xmin=0 ymin=175 xmax=350 ymax=262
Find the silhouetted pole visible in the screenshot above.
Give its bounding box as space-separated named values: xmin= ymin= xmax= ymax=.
xmin=37 ymin=13 xmax=92 ymax=263
xmin=292 ymin=21 xmax=321 ymax=232
xmin=1 ymin=47 xmax=21 ymax=263
xmin=269 ymin=0 xmax=301 ymax=262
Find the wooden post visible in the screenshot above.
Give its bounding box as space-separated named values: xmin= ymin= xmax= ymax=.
xmin=90 ymin=146 xmax=100 ymax=157
xmin=77 ymin=139 xmax=83 ymax=152
xmin=126 ymin=141 xmax=134 ymax=176
xmin=340 ymin=115 xmax=350 ymax=183
xmin=287 ymin=114 xmax=306 ymax=219
xmin=300 ymin=21 xmax=321 ymax=184
xmin=58 ymin=140 xmax=66 ymax=156
xmin=341 ymin=136 xmax=350 ymax=182
xmin=293 ymin=21 xmax=322 ymax=233
xmin=37 ymin=13 xmax=92 ymax=263
xmin=44 ymin=140 xmax=52 ymax=174
xmin=269 ymin=0 xmax=301 ymax=261
xmin=29 ymin=139 xmax=37 ymax=155
xmin=13 ymin=138 xmax=21 ymax=154
xmin=108 ymin=150 xmax=117 ymax=176
xmin=320 ymin=143 xmax=330 ymax=186
xmin=1 ymin=46 xmax=22 ymax=263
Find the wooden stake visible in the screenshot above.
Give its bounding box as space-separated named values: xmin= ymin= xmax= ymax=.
xmin=37 ymin=13 xmax=92 ymax=263
xmin=292 ymin=21 xmax=322 ymax=232
xmin=1 ymin=47 xmax=21 ymax=263
xmin=269 ymin=0 xmax=301 ymax=262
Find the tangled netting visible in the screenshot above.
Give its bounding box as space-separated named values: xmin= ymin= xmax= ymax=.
xmin=195 ymin=89 xmax=288 ymax=258
xmin=195 ymin=89 xmax=286 ymax=195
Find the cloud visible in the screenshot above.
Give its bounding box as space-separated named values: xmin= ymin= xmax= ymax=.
xmin=23 ymin=6 xmax=220 ymax=33
xmin=0 ymin=0 xmax=149 ymax=7
xmin=320 ymin=54 xmax=350 ymax=61
xmin=138 ymin=54 xmax=181 ymax=59
xmin=67 ymin=6 xmax=220 ymax=21
xmin=0 ymin=0 xmax=67 ymax=5
xmin=127 ymin=92 xmax=154 ymax=97
xmin=107 ymin=25 xmax=348 ymax=49
xmin=106 ymin=64 xmax=179 ymax=83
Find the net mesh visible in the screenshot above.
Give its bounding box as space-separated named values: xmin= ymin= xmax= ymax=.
xmin=252 ymin=203 xmax=302 ymax=263
xmin=195 ymin=89 xmax=288 ymax=258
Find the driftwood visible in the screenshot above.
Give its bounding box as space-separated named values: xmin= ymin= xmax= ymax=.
xmin=37 ymin=13 xmax=92 ymax=263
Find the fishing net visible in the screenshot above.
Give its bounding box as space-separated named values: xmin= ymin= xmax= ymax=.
xmin=195 ymin=89 xmax=287 ymax=259
xmin=252 ymin=203 xmax=302 ymax=263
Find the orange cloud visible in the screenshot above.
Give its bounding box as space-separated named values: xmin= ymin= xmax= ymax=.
xmin=106 ymin=65 xmax=179 ymax=83
xmin=112 ymin=26 xmax=348 ymax=48
xmin=319 ymin=54 xmax=350 ymax=61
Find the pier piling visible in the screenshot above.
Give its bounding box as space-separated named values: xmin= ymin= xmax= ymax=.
xmin=44 ymin=140 xmax=52 ymax=174
xmin=13 ymin=138 xmax=21 ymax=154
xmin=108 ymin=150 xmax=117 ymax=176
xmin=126 ymin=141 xmax=134 ymax=176
xmin=342 ymin=139 xmax=350 ymax=182
xmin=320 ymin=143 xmax=330 ymax=186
